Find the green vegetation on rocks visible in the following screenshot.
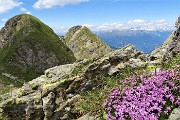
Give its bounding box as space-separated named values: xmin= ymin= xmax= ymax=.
xmin=0 ymin=14 xmax=76 ymax=90
xmin=64 ymin=25 xmax=112 ymax=60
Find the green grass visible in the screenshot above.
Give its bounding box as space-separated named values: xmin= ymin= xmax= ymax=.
xmin=75 ymin=67 xmax=139 ymax=119
xmin=0 ymin=67 xmax=25 ymax=96
xmin=0 ymin=86 xmax=11 ymax=95
xmin=161 ymin=54 xmax=180 ymax=69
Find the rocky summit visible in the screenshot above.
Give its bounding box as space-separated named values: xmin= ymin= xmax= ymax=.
xmin=63 ymin=25 xmax=112 ymax=60
xmin=0 ymin=14 xmax=76 ymax=81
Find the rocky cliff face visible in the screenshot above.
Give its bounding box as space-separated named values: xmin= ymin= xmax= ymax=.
xmin=148 ymin=16 xmax=180 ymax=64
xmin=64 ymin=25 xmax=112 ymax=60
xmin=0 ymin=14 xmax=75 ymax=80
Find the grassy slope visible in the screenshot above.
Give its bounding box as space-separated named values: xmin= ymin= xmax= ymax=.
xmin=65 ymin=26 xmax=111 ymax=59
xmin=0 ymin=14 xmax=76 ymax=94
xmin=75 ymin=54 xmax=180 ymax=119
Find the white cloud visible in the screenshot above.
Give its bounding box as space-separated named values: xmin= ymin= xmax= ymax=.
xmin=128 ymin=19 xmax=145 ymax=24
xmin=20 ymin=7 xmax=31 ymax=14
xmin=0 ymin=0 xmax=22 ymax=13
xmin=0 ymin=18 xmax=8 ymax=23
xmin=84 ymin=19 xmax=175 ymax=32
xmin=53 ymin=26 xmax=69 ymax=35
xmin=53 ymin=19 xmax=175 ymax=34
xmin=20 ymin=7 xmax=27 ymax=12
xmin=33 ymin=0 xmax=89 ymax=9
xmin=25 ymin=11 xmax=31 ymax=14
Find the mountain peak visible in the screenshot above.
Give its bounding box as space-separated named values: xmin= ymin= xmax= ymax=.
xmin=64 ymin=25 xmax=112 ymax=60
xmin=0 ymin=14 xmax=76 ymax=80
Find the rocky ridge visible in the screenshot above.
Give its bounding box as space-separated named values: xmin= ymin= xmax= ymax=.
xmin=0 ymin=16 xmax=179 ymax=120
xmin=63 ymin=25 xmax=112 ymax=60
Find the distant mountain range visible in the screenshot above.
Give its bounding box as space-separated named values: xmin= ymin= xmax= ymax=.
xmin=57 ymin=28 xmax=173 ymax=54
xmin=95 ymin=30 xmax=173 ymax=53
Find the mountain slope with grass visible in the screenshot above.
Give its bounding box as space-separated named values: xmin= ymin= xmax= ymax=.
xmin=0 ymin=14 xmax=76 ymax=83
xmin=0 ymin=16 xmax=179 ymax=120
xmin=63 ymin=25 xmax=112 ymax=60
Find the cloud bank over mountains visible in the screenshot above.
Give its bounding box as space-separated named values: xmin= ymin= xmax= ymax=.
xmin=84 ymin=19 xmax=175 ymax=31
xmin=54 ymin=19 xmax=175 ymax=34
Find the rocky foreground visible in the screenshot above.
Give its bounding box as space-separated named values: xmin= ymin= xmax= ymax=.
xmin=0 ymin=16 xmax=179 ymax=120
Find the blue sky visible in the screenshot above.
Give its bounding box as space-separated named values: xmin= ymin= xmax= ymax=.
xmin=0 ymin=0 xmax=180 ymax=32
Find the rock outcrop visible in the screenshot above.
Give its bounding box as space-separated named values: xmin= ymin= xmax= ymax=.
xmin=0 ymin=14 xmax=75 ymax=80
xmin=168 ymin=108 xmax=180 ymax=120
xmin=63 ymin=25 xmax=112 ymax=60
xmin=0 ymin=45 xmax=147 ymax=120
xmin=148 ymin=16 xmax=180 ymax=64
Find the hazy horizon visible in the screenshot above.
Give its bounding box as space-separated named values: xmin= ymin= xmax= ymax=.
xmin=0 ymin=0 xmax=179 ymax=33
